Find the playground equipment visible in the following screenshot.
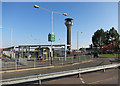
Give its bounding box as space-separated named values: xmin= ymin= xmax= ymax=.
xmin=35 ymin=47 xmax=50 ymax=61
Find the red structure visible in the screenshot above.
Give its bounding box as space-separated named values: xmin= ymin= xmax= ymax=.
xmin=103 ymin=41 xmax=118 ymax=51
xmin=0 ymin=48 xmax=3 ymax=50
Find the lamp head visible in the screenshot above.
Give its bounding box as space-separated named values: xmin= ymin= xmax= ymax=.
xmin=34 ymin=5 xmax=40 ymax=8
xmin=63 ymin=13 xmax=67 ymax=16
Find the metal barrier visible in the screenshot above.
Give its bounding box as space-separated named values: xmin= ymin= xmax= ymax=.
xmin=1 ymin=63 xmax=120 ymax=85
xmin=2 ymin=55 xmax=91 ymax=71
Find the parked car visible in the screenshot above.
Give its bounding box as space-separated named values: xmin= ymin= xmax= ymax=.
xmin=93 ymin=52 xmax=99 ymax=58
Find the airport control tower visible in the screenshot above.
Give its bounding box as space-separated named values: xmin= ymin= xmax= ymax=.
xmin=65 ymin=18 xmax=73 ymax=51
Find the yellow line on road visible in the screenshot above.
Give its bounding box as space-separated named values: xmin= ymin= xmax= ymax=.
xmin=88 ymin=76 xmax=117 ymax=84
xmin=0 ymin=66 xmax=55 ymax=74
xmin=0 ymin=60 xmax=95 ymax=74
xmin=34 ymin=83 xmax=39 ymax=85
xmin=72 ymin=60 xmax=93 ymax=65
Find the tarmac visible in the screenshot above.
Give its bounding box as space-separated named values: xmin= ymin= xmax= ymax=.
xmin=40 ymin=68 xmax=119 ymax=84
xmin=2 ymin=58 xmax=112 ymax=80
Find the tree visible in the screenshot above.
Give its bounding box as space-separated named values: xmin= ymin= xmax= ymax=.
xmin=89 ymin=44 xmax=93 ymax=49
xmin=104 ymin=30 xmax=110 ymax=45
xmin=92 ymin=27 xmax=120 ymax=53
xmin=109 ymin=27 xmax=119 ymax=42
xmin=92 ymin=29 xmax=106 ymax=48
xmin=109 ymin=27 xmax=119 ymax=52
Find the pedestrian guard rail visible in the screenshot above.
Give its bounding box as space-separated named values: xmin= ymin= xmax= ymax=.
xmin=1 ymin=63 xmax=120 ymax=85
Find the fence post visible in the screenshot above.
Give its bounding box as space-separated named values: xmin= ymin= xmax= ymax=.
xmin=15 ymin=59 xmax=17 ymax=70
xmin=37 ymin=74 xmax=41 ymax=85
xmin=78 ymin=73 xmax=81 ymax=78
xmin=38 ymin=79 xmax=41 ymax=85
xmin=103 ymin=69 xmax=105 ymax=72
xmin=72 ymin=57 xmax=73 ymax=63
xmin=0 ymin=59 xmax=1 ymax=86
xmin=34 ymin=58 xmax=36 ymax=68
xmin=78 ymin=69 xmax=81 ymax=78
xmin=64 ymin=45 xmax=66 ymax=61
xmin=62 ymin=58 xmax=63 ymax=65
xmin=118 ymin=66 xmax=120 ymax=69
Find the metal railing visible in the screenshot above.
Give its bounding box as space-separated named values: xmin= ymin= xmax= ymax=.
xmin=2 ymin=55 xmax=91 ymax=71
xmin=1 ymin=63 xmax=120 ymax=85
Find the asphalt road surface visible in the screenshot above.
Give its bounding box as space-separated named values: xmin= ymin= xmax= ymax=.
xmin=2 ymin=58 xmax=112 ymax=80
xmin=36 ymin=69 xmax=119 ymax=84
xmin=13 ymin=68 xmax=119 ymax=86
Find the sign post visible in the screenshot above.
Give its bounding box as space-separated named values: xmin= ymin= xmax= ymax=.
xmin=48 ymin=33 xmax=55 ymax=64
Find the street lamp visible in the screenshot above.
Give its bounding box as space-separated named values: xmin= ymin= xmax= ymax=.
xmin=34 ymin=5 xmax=67 ymax=64
xmin=34 ymin=5 xmax=40 ymax=8
xmin=0 ymin=27 xmax=13 ymax=47
xmin=0 ymin=27 xmax=13 ymax=58
xmin=34 ymin=5 xmax=67 ymax=16
xmin=77 ymin=31 xmax=83 ymax=51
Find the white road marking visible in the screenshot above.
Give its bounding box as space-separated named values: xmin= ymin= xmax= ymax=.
xmin=79 ymin=74 xmax=85 ymax=84
xmin=80 ymin=78 xmax=85 ymax=84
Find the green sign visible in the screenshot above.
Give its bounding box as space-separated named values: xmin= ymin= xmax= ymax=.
xmin=48 ymin=33 xmax=55 ymax=42
xmin=51 ymin=33 xmax=55 ymax=42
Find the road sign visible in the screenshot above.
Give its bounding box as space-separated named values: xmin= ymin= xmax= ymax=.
xmin=51 ymin=33 xmax=55 ymax=42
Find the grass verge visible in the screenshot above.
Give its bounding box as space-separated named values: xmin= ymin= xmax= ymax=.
xmin=99 ymin=54 xmax=119 ymax=58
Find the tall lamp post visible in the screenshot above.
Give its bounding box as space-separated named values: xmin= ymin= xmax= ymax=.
xmin=0 ymin=27 xmax=13 ymax=58
xmin=0 ymin=27 xmax=13 ymax=47
xmin=77 ymin=31 xmax=83 ymax=51
xmin=34 ymin=5 xmax=67 ymax=64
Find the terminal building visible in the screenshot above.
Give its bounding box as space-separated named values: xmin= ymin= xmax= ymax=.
xmin=2 ymin=44 xmax=66 ymax=60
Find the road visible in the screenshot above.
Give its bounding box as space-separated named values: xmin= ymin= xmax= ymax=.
xmin=2 ymin=58 xmax=112 ymax=80
xmin=35 ymin=69 xmax=119 ymax=85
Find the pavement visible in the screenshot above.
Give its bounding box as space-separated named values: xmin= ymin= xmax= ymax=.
xmin=2 ymin=58 xmax=112 ymax=80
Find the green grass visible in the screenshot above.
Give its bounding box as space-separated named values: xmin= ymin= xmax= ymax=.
xmin=99 ymin=54 xmax=119 ymax=58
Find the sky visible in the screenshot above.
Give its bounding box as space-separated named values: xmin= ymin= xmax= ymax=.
xmin=2 ymin=2 xmax=118 ymax=49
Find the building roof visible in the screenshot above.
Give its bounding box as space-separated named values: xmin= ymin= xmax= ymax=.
xmin=65 ymin=18 xmax=73 ymax=21
xmin=3 ymin=44 xmax=66 ymax=50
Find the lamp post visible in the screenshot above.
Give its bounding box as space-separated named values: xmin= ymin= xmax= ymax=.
xmin=0 ymin=27 xmax=13 ymax=47
xmin=34 ymin=5 xmax=67 ymax=64
xmin=0 ymin=27 xmax=13 ymax=58
xmin=77 ymin=31 xmax=83 ymax=61
xmin=77 ymin=31 xmax=83 ymax=51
